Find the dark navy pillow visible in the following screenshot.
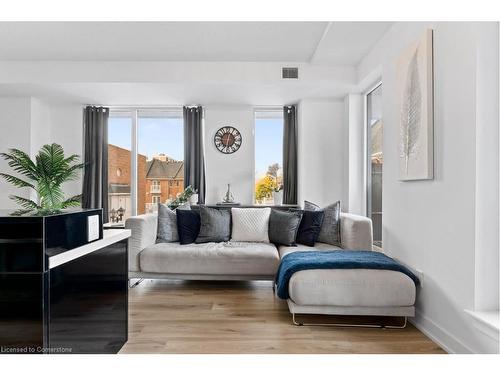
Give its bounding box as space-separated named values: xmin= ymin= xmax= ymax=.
xmin=176 ymin=209 xmax=201 ymax=245
xmin=296 ymin=210 xmax=325 ymax=247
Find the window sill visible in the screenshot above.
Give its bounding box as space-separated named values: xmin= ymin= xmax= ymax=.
xmin=465 ymin=309 xmax=500 ymax=342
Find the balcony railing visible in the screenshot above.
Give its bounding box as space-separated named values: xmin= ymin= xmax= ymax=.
xmin=150 ymin=186 xmax=161 ymax=193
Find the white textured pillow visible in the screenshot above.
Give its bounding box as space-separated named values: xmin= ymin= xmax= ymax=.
xmin=231 ymin=207 xmax=271 ymax=242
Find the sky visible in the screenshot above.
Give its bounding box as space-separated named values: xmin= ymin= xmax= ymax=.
xmin=254 ymin=118 xmax=283 ymax=181
xmin=108 ymin=115 xmax=283 ymax=179
xmin=108 ymin=117 xmax=184 ymax=160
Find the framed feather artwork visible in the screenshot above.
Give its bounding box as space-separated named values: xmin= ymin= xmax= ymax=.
xmin=397 ymin=29 xmax=434 ymax=181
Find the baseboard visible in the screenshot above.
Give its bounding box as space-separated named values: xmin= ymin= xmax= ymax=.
xmin=410 ymin=310 xmax=474 ymax=354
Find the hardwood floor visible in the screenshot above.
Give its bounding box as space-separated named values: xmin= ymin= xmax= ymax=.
xmin=120 ymin=279 xmax=445 ymax=354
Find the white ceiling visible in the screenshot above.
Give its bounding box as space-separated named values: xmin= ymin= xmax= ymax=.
xmin=0 ymin=22 xmax=393 ymax=104
xmin=0 ymin=22 xmax=392 ymax=65
xmin=311 ymin=22 xmax=393 ymax=65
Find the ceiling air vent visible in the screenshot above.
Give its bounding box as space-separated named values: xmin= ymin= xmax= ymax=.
xmin=282 ymin=67 xmax=299 ymax=79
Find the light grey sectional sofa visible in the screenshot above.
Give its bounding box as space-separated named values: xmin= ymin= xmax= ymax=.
xmin=125 ymin=211 xmax=416 ymax=326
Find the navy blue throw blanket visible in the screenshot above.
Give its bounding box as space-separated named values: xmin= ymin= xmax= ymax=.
xmin=275 ymin=250 xmax=420 ymax=299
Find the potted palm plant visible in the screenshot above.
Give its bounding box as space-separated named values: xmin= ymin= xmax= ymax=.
xmin=0 ymin=143 xmax=84 ymax=215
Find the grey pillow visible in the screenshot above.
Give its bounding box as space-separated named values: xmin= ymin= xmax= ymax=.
xmin=195 ymin=206 xmax=231 ymax=243
xmin=156 ymin=202 xmax=190 ymax=243
xmin=157 ymin=203 xmax=178 ymax=243
xmin=304 ymin=200 xmax=341 ymax=246
xmin=268 ymin=209 xmax=303 ymax=246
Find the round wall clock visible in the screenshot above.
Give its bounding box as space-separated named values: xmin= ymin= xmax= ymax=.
xmin=214 ymin=126 xmax=242 ymax=154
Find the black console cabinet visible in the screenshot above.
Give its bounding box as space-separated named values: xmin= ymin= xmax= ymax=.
xmin=0 ymin=209 xmax=129 ymax=354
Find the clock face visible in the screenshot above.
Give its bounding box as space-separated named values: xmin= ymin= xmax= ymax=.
xmin=214 ymin=126 xmax=242 ymax=154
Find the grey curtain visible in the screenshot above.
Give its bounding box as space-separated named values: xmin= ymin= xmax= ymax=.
xmin=82 ymin=106 xmax=109 ymax=221
xmin=183 ymin=106 xmax=206 ymax=204
xmin=283 ymin=105 xmax=298 ymax=205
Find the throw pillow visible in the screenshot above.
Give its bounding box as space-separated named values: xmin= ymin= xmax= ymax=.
xmin=156 ymin=203 xmax=179 ymax=243
xmin=268 ymin=209 xmax=303 ymax=246
xmin=296 ymin=210 xmax=325 ymax=247
xmin=176 ymin=209 xmax=201 ymax=245
xmin=304 ymin=200 xmax=341 ymax=246
xmin=231 ymin=207 xmax=271 ymax=242
xmin=195 ymin=206 xmax=231 ymax=243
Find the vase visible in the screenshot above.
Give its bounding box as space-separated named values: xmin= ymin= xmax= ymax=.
xmin=222 ymin=184 xmax=234 ymax=203
xmin=189 ymin=194 xmax=199 ymax=205
xmin=273 ymin=191 xmax=283 ymax=205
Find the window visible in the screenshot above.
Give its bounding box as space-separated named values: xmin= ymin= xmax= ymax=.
xmin=254 ymin=109 xmax=284 ymax=204
xmin=108 ymin=111 xmax=132 ymax=224
xmin=366 ymin=83 xmax=383 ymax=248
xmin=107 ymin=108 xmax=184 ymax=222
xmin=151 ymin=180 xmax=161 ymax=194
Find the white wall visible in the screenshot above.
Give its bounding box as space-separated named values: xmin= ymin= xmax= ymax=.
xmin=298 ymin=99 xmax=345 ymax=208
xmin=203 ymin=106 xmax=255 ymax=205
xmin=49 ymin=103 xmax=84 ymax=198
xmin=0 ymin=97 xmax=32 ymax=208
xmin=473 ymin=22 xmax=500 ymax=313
xmin=29 ymin=98 xmax=51 ymax=158
xmin=357 ymin=22 xmax=499 ymax=353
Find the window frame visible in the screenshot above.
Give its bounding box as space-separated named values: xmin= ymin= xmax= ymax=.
xmin=364 ymin=81 xmax=382 ymax=247
xmin=107 ymin=106 xmax=183 ymax=217
xmin=364 ymin=82 xmax=382 ymax=218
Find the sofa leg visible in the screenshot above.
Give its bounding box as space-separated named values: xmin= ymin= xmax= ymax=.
xmin=292 ymin=313 xmax=303 ymax=326
xmin=129 ymin=278 xmax=144 ymax=288
xmin=292 ymin=314 xmax=407 ymax=329
xmin=382 ymin=317 xmax=407 ymax=329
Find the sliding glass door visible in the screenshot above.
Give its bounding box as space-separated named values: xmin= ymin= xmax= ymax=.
xmin=366 ymin=84 xmax=383 ymax=247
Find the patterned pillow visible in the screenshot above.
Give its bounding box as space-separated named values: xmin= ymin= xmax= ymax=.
xmin=231 ymin=207 xmax=271 ymax=242
xmin=304 ymin=200 xmax=341 ymax=246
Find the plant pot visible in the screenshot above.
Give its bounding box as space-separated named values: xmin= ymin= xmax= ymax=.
xmin=189 ymin=194 xmax=199 ymax=205
xmin=273 ymin=191 xmax=283 ymax=205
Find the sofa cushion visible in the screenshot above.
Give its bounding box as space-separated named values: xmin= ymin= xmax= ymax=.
xmin=288 ymin=269 xmax=416 ymax=307
xmin=196 ymin=205 xmax=231 ymax=243
xmin=156 ymin=203 xmax=190 ymax=243
xmin=231 ymin=207 xmax=271 ymax=242
xmin=268 ymin=209 xmax=303 ymax=246
xmin=296 ymin=210 xmax=325 ymax=247
xmin=278 ymin=242 xmax=342 ymax=259
xmin=139 ymin=241 xmax=280 ymax=276
xmin=304 ymin=200 xmax=341 ymax=246
xmin=176 ymin=209 xmax=201 ymax=244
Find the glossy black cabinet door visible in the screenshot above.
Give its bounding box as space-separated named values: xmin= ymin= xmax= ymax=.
xmin=49 ymin=240 xmax=128 ymax=354
xmin=0 ymin=274 xmax=44 ymax=353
